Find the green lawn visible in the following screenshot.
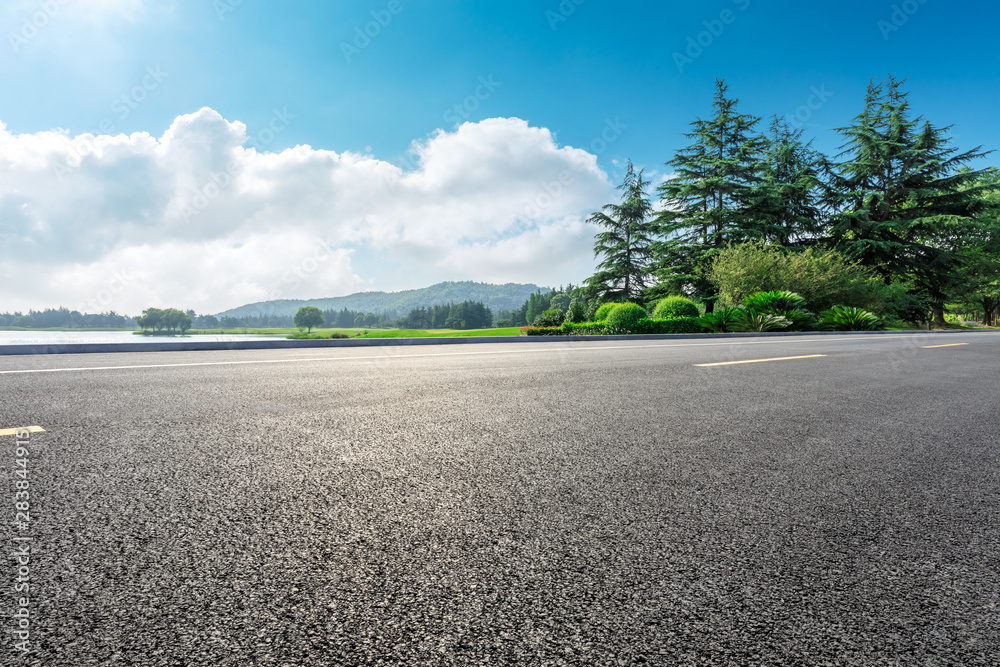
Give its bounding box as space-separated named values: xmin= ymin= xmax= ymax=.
xmin=357 ymin=327 xmax=521 ymax=338
xmin=184 ymin=327 xmax=522 ymax=339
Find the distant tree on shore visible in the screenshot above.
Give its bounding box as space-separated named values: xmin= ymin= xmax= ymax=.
xmin=136 ymin=308 xmax=192 ymax=333
xmin=293 ymin=306 xmax=325 ymax=333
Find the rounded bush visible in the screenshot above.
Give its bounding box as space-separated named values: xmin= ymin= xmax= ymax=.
xmin=532 ymin=309 xmax=565 ymax=327
xmin=652 ymin=296 xmax=700 ymax=319
xmin=594 ymin=302 xmax=621 ymax=321
xmin=605 ymin=303 xmax=648 ymax=332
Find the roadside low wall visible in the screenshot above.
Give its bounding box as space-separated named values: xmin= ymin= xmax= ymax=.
xmin=0 ymin=329 xmax=980 ymax=356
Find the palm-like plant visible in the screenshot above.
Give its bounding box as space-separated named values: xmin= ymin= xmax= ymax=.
xmin=742 ymin=291 xmax=814 ymax=331
xmin=732 ymin=309 xmax=791 ymax=332
xmin=821 ymin=306 xmax=884 ymax=331
xmin=699 ymin=306 xmax=744 ymax=333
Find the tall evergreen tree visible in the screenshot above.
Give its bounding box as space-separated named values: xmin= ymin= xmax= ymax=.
xmin=750 ymin=117 xmax=826 ymax=246
xmin=585 ymin=160 xmax=655 ymax=303
xmin=652 ymin=79 xmax=767 ymax=310
xmin=826 ymin=76 xmax=994 ymax=323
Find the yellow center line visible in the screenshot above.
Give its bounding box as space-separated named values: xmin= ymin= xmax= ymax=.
xmin=0 ymin=425 xmax=46 ymax=437
xmin=694 ymin=354 xmax=827 ymax=367
xmin=921 ymin=343 xmax=969 ymax=349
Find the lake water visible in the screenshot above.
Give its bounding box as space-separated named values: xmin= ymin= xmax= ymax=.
xmin=0 ymin=331 xmax=283 ymax=345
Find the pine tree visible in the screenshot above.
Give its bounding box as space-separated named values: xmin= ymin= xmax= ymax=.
xmin=585 ymin=160 xmax=655 ymax=303
xmin=652 ymin=79 xmax=767 ymax=310
xmin=749 ymin=117 xmax=826 ymax=246
xmin=827 ymin=76 xmax=994 ymax=323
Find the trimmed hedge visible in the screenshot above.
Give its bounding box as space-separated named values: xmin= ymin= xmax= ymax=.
xmin=606 ymin=303 xmax=648 ymax=332
xmin=652 ymin=296 xmax=700 ymax=319
xmin=523 ymin=318 xmax=702 ymax=336
xmin=562 ymin=322 xmax=609 ymax=335
xmin=521 ymin=326 xmax=564 ymax=336
xmin=593 ymin=302 xmax=621 ymax=321
xmin=635 ymin=317 xmax=702 ymax=334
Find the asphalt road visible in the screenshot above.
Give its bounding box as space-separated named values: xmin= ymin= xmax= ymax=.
xmin=1 ymin=332 xmax=998 ymax=666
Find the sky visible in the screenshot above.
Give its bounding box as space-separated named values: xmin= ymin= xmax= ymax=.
xmin=1 ymin=0 xmax=998 ymax=315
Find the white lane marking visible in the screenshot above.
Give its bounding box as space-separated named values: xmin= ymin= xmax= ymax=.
xmin=0 ymin=334 xmax=990 ymax=376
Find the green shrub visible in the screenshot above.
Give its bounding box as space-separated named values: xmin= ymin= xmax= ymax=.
xmin=771 ymin=310 xmax=816 ymax=331
xmin=739 ymin=292 xmax=815 ymax=331
xmin=605 ymin=303 xmax=648 ymax=333
xmin=652 ymin=296 xmax=700 ymax=319
xmin=732 ymin=310 xmax=791 ymax=332
xmin=820 ymin=306 xmax=884 ymax=331
xmin=593 ymin=302 xmax=621 ymax=321
xmin=565 ymin=299 xmax=587 ymax=323
xmin=742 ymin=290 xmax=808 ymax=313
xmin=634 ymin=317 xmax=702 ymax=334
xmin=699 ymin=307 xmax=743 ymax=333
xmin=561 ymin=321 xmax=609 ymax=335
xmin=708 ymin=242 xmax=895 ymax=314
xmin=521 ymin=326 xmax=564 ymax=336
xmin=561 ymin=318 xmax=701 ymax=335
xmin=533 ymin=309 xmax=565 ymax=327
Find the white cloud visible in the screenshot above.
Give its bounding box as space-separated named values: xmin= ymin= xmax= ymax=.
xmin=0 ymin=110 xmax=612 ymax=314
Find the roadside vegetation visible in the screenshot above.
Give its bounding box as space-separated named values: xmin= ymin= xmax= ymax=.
xmin=523 ymin=76 xmax=999 ymax=334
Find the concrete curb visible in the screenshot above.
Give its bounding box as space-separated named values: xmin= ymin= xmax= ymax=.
xmin=0 ymin=328 xmax=986 ymax=356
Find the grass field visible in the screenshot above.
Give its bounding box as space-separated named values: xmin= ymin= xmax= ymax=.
xmin=183 ymin=327 xmax=522 ymax=339
xmin=357 ymin=328 xmax=521 ymax=338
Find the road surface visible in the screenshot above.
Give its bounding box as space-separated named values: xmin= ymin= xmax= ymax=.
xmin=1 ymin=333 xmax=998 ymax=665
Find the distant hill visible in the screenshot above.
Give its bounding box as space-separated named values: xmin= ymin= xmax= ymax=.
xmin=215 ymin=281 xmax=550 ymax=318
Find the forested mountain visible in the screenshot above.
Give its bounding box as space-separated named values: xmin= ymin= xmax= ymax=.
xmin=215 ymin=281 xmax=548 ymax=318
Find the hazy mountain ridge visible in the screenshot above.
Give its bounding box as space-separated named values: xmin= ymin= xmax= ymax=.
xmin=215 ymin=281 xmax=550 ymax=318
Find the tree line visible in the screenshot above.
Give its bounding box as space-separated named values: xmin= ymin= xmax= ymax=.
xmin=582 ymin=76 xmax=999 ymax=326
xmin=293 ymin=300 xmax=497 ymax=332
xmin=0 ymin=308 xmax=135 ymax=329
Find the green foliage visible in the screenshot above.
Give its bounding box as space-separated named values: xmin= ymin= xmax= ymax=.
xmin=533 ymin=309 xmax=565 ymax=327
xmin=732 ymin=311 xmax=791 ymax=332
xmin=734 ymin=291 xmax=815 ymax=331
xmin=560 ymin=318 xmax=701 ymax=335
xmin=136 ymin=307 xmax=193 ymax=333
xmin=698 ymin=306 xmax=744 ymax=333
xmin=521 ymin=326 xmax=565 ymax=336
xmin=293 ymin=306 xmax=325 ymax=333
xmin=287 ymin=331 xmax=350 ymax=339
xmin=397 ymin=300 xmax=493 ymax=329
xmin=604 ymin=303 xmax=648 ymax=333
xmin=560 ymin=321 xmax=608 ymax=335
xmin=752 ymin=118 xmax=825 ymax=245
xmin=708 ymin=242 xmax=894 ymax=314
xmin=549 ymin=293 xmax=571 ymax=312
xmin=593 ymin=302 xmax=621 ymax=321
xmin=635 ymin=317 xmax=702 ymax=334
xmin=741 ymin=290 xmax=807 ymax=312
xmin=769 ymin=309 xmax=816 ymax=331
xmin=827 ymin=75 xmax=994 ymax=324
xmin=652 ymin=296 xmax=700 ymax=319
xmin=0 ymin=308 xmax=135 ymax=329
xmin=585 ymin=161 xmax=656 ymax=302
xmin=820 ymin=306 xmax=884 ymax=331
xmin=565 ymin=298 xmax=587 ymax=323
xmin=653 ymin=79 xmax=769 ymax=309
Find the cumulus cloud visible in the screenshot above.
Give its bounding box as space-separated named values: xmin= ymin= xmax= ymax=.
xmin=0 ymin=109 xmax=611 ymax=314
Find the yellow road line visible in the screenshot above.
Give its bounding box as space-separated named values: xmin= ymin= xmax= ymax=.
xmin=0 ymin=426 xmax=45 ymax=437
xmin=921 ymin=343 xmax=969 ymax=349
xmin=694 ymin=354 xmax=827 ymax=367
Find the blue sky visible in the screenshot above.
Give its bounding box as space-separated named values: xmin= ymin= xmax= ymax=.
xmin=1 ymin=0 xmax=998 ymax=314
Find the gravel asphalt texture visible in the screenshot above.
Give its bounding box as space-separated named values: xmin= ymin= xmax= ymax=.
xmin=1 ymin=332 xmax=998 ymax=666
